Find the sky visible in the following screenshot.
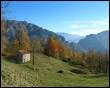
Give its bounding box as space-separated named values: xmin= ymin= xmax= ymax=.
xmin=7 ymin=1 xmax=109 ymax=36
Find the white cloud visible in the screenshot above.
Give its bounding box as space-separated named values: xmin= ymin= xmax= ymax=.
xmin=70 ymin=28 xmax=109 ymax=36
xmin=89 ymin=20 xmax=109 ymax=26
xmin=63 ymin=19 xmax=109 ymax=36
xmin=61 ymin=21 xmax=80 ymax=24
xmin=70 ymin=24 xmax=87 ymax=29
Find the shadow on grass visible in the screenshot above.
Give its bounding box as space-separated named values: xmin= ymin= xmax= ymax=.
xmin=23 ymin=65 xmax=34 ymax=70
xmin=23 ymin=65 xmax=40 ymax=71
xmin=83 ymin=73 xmax=109 ymax=78
xmin=70 ymin=68 xmax=87 ymax=74
xmin=5 ymin=55 xmax=19 ymax=63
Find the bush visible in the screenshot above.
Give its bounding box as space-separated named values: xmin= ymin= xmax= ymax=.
xmin=1 ymin=51 xmax=7 ymax=57
xmin=62 ymin=59 xmax=69 ymax=63
xmin=70 ymin=68 xmax=87 ymax=74
xmin=69 ymin=60 xmax=85 ymax=67
xmin=69 ymin=60 xmax=79 ymax=66
xmin=5 ymin=55 xmax=19 ymax=63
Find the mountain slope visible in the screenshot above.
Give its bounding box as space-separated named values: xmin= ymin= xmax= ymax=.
xmin=5 ymin=20 xmax=66 ymax=43
xmin=57 ymin=32 xmax=85 ymax=43
xmin=1 ymin=54 xmax=109 ymax=87
xmin=78 ymin=30 xmax=109 ymax=52
xmin=69 ymin=42 xmax=87 ymax=52
xmin=5 ymin=20 xmax=85 ymax=53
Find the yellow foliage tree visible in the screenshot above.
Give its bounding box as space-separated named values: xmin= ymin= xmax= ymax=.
xmin=12 ymin=28 xmax=30 ymax=51
xmin=1 ymin=21 xmax=6 ymax=54
xmin=30 ymin=36 xmax=42 ymax=65
xmin=1 ymin=1 xmax=10 ymax=55
xmin=58 ymin=41 xmax=68 ymax=59
xmin=68 ymin=48 xmax=73 ymax=59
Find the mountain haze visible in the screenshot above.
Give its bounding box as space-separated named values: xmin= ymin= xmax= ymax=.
xmin=69 ymin=42 xmax=87 ymax=52
xmin=57 ymin=32 xmax=85 ymax=43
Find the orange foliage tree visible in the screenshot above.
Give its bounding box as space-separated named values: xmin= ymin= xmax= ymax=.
xmin=55 ymin=40 xmax=68 ymax=59
xmin=44 ymin=37 xmax=60 ymax=58
xmin=73 ymin=52 xmax=78 ymax=60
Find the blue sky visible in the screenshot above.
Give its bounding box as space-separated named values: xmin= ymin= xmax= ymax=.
xmin=7 ymin=1 xmax=109 ymax=36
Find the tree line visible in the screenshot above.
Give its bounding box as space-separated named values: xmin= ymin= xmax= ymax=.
xmin=44 ymin=36 xmax=109 ymax=74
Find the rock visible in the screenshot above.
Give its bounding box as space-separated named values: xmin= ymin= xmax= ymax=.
xmin=58 ymin=70 xmax=64 ymax=73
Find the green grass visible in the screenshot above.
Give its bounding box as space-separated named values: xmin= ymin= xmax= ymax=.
xmin=1 ymin=53 xmax=109 ymax=87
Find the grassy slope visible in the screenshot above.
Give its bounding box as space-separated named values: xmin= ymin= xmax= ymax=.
xmin=1 ymin=53 xmax=109 ymax=87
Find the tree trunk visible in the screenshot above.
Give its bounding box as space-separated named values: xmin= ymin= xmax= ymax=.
xmin=105 ymin=59 xmax=108 ymax=73
xmin=33 ymin=52 xmax=34 ymax=65
xmin=105 ymin=51 xmax=108 ymax=73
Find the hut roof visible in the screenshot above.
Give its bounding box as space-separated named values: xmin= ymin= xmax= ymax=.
xmin=18 ymin=50 xmax=30 ymax=54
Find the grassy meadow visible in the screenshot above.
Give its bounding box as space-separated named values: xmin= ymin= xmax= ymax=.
xmin=1 ymin=53 xmax=109 ymax=87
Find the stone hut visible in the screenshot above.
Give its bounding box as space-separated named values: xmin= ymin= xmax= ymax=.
xmin=15 ymin=50 xmax=30 ymax=63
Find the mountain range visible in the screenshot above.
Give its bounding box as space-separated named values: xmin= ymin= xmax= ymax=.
xmin=78 ymin=30 xmax=109 ymax=53
xmin=5 ymin=20 xmax=109 ymax=53
xmin=57 ymin=32 xmax=85 ymax=43
xmin=5 ymin=20 xmax=65 ymax=42
xmin=5 ymin=20 xmax=86 ymax=53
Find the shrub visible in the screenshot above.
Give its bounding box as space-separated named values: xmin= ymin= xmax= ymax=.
xmin=69 ymin=60 xmax=79 ymax=66
xmin=62 ymin=59 xmax=69 ymax=63
xmin=70 ymin=68 xmax=87 ymax=74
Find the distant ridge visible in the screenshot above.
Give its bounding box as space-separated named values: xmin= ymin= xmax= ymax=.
xmin=78 ymin=30 xmax=109 ymax=53
xmin=57 ymin=32 xmax=85 ymax=43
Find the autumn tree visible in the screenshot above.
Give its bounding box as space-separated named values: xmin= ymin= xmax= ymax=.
xmin=54 ymin=38 xmax=61 ymax=57
xmin=95 ymin=51 xmax=109 ymax=74
xmin=1 ymin=1 xmax=10 ymax=55
xmin=30 ymin=37 xmax=42 ymax=65
xmin=73 ymin=52 xmax=78 ymax=60
xmin=58 ymin=41 xmax=68 ymax=59
xmin=4 ymin=40 xmax=19 ymax=56
xmin=79 ymin=52 xmax=88 ymax=67
xmin=44 ymin=37 xmax=59 ymax=58
xmin=1 ymin=21 xmax=6 ymax=54
xmin=40 ymin=38 xmax=45 ymax=53
xmin=12 ymin=28 xmax=30 ymax=52
xmin=87 ymin=49 xmax=96 ymax=73
xmin=74 ymin=52 xmax=84 ymax=66
xmin=105 ymin=51 xmax=109 ymax=73
xmin=83 ymin=50 xmax=109 ymax=74
xmin=67 ymin=48 xmax=73 ymax=59
xmin=96 ymin=51 xmax=102 ymax=73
